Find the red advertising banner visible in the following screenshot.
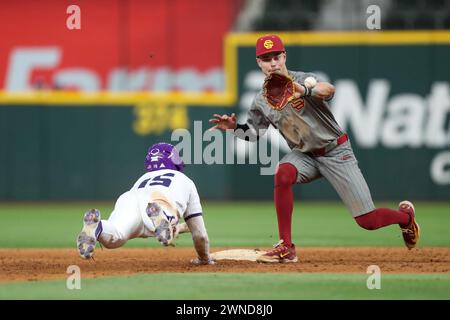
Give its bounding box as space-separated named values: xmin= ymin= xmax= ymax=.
xmin=0 ymin=0 xmax=242 ymax=93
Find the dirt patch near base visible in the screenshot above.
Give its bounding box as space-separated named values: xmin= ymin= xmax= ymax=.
xmin=1 ymin=247 xmax=449 ymax=283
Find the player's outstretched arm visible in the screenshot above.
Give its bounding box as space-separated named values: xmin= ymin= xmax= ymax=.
xmin=209 ymin=113 xmax=237 ymax=131
xmin=186 ymin=216 xmax=215 ymax=265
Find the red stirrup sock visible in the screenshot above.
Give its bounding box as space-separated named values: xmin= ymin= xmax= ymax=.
xmin=355 ymin=207 xmax=410 ymax=230
xmin=274 ymin=163 xmax=298 ymax=246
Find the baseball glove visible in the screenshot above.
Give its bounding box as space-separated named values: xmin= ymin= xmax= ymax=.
xmin=263 ymin=73 xmax=296 ymax=110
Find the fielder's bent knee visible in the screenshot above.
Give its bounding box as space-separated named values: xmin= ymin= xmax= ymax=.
xmin=275 ymin=163 xmax=298 ymax=187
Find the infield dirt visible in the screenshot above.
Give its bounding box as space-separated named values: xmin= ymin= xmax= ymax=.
xmin=1 ymin=247 xmax=449 ymax=283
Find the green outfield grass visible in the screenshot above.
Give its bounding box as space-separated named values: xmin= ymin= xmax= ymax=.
xmin=1 ymin=273 xmax=450 ymax=300
xmin=0 ymin=201 xmax=449 ymax=247
xmin=0 ymin=201 xmax=449 ymax=300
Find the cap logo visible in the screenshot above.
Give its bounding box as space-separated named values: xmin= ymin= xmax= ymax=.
xmin=263 ymin=40 xmax=274 ymax=49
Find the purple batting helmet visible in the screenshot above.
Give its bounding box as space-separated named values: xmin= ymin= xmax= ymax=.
xmin=145 ymin=143 xmax=185 ymax=173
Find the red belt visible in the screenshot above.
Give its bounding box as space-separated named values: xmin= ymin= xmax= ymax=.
xmin=309 ymin=134 xmax=348 ymax=157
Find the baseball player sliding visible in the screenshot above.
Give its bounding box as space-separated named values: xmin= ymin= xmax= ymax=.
xmin=76 ymin=143 xmax=214 ymax=265
xmin=210 ymin=35 xmax=420 ymax=263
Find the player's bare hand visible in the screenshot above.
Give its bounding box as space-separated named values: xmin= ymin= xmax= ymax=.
xmin=190 ymin=256 xmax=216 ymax=266
xmin=209 ymin=113 xmax=237 ymax=131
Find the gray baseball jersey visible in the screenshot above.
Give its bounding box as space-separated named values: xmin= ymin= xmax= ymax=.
xmin=242 ymin=70 xmax=375 ymax=217
xmin=246 ymin=71 xmax=343 ymax=153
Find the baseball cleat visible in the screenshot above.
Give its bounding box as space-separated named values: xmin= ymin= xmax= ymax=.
xmin=256 ymin=240 xmax=298 ymax=263
xmin=146 ymin=202 xmax=175 ymax=246
xmin=77 ymin=209 xmax=102 ymax=260
xmin=399 ymin=201 xmax=420 ymax=250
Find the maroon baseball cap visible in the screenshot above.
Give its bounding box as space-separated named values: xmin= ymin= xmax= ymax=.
xmin=256 ymin=35 xmax=285 ymax=57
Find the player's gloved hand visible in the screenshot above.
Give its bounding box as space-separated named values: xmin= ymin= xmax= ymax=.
xmin=190 ymin=256 xmax=216 ymax=266
xmin=263 ymin=73 xmax=297 ymax=110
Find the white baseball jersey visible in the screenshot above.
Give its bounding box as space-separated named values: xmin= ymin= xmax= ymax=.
xmin=131 ymin=169 xmax=203 ymax=220
xmin=98 ymin=169 xmax=203 ymax=248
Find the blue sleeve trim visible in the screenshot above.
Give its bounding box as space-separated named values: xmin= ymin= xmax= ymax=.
xmin=184 ymin=212 xmax=203 ymax=221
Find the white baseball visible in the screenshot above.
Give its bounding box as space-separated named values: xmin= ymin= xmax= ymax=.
xmin=304 ymin=76 xmax=317 ymax=88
